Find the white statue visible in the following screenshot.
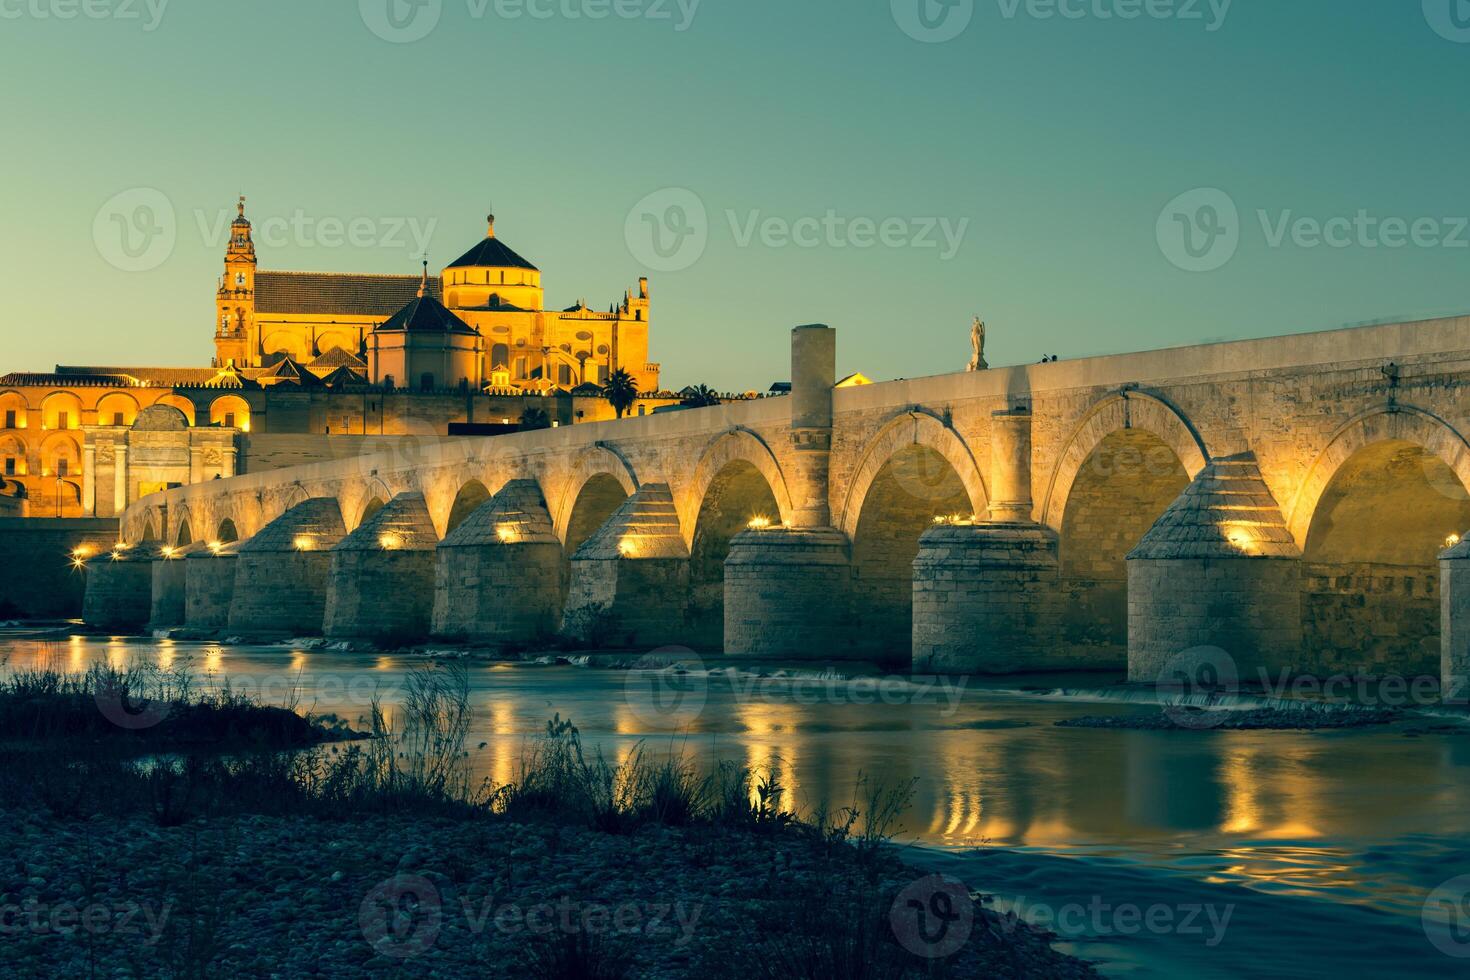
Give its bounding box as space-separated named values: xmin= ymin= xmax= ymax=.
xmin=967 ymin=316 xmax=988 ymax=372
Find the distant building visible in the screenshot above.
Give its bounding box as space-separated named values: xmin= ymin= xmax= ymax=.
xmin=0 ymin=198 xmax=682 ymax=517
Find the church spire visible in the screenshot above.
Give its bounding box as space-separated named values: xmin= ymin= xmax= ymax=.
xmin=417 ymin=259 xmax=429 ymax=298
xmin=486 ymin=213 xmax=496 ymax=239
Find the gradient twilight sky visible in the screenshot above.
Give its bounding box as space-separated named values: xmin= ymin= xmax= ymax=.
xmin=2 ymin=1 xmax=1468 ymax=391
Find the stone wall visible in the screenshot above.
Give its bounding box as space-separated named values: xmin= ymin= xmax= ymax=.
xmin=0 ymin=517 xmax=118 ymax=618
xmin=1127 ymin=557 xmax=1303 ymax=685
xmin=724 ymin=527 xmax=854 ymax=659
xmin=912 ymin=524 xmax=1064 ymax=674
xmin=1302 ymin=562 xmax=1439 ymax=677
xmin=149 ymin=558 xmax=189 ymax=628
xmin=228 ymin=552 xmax=334 ymax=636
xmin=185 ymin=551 xmax=238 ymax=630
xmin=81 ymin=555 xmax=154 ymax=630
xmin=323 ymin=550 xmax=434 ymax=641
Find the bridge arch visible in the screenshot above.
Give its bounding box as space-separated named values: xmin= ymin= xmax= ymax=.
xmin=1288 ymin=406 xmax=1470 ymax=546
xmin=837 ymin=411 xmax=986 ymax=540
xmin=216 ymin=517 xmax=240 ymax=545
xmin=680 ymin=428 xmax=793 ymax=544
xmin=685 ymin=430 xmax=789 ymax=647
xmin=842 ymin=412 xmax=981 ymax=661
xmin=342 ymin=478 xmax=394 ymax=532
xmin=551 ymin=445 xmax=638 ymax=546
xmin=1040 ymin=391 xmax=1209 ymax=532
xmin=1291 ymin=407 xmax=1470 ymax=677
xmin=442 ymin=478 xmax=494 ymax=536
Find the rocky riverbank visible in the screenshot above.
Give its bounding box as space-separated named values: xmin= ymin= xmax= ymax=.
xmin=0 ymin=805 xmax=1098 ymax=979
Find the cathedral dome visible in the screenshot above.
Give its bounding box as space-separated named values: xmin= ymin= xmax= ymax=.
xmin=441 ymin=214 xmax=544 ymax=312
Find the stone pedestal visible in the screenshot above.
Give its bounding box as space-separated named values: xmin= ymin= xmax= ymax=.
xmin=185 ymin=544 xmax=240 ymax=631
xmin=148 ymin=544 xmax=204 ymax=629
xmin=325 ymin=493 xmax=437 ymax=643
xmin=1440 ymin=538 xmax=1470 ymax=704
xmin=1126 ymin=454 xmax=1303 ymax=685
xmin=432 ymin=480 xmax=564 ymax=646
xmin=227 ymin=499 xmax=347 ymax=637
xmin=724 ymin=526 xmax=853 ymax=658
xmin=563 ymin=484 xmax=689 ymax=649
xmin=912 ymin=523 xmax=1061 ymax=673
xmin=82 ymin=545 xmax=156 ymax=631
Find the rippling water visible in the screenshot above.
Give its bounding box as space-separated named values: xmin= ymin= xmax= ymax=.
xmin=4 ymin=629 xmax=1468 ymax=978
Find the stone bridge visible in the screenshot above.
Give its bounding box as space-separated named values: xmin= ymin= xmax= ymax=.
xmin=90 ymin=317 xmax=1470 ymax=695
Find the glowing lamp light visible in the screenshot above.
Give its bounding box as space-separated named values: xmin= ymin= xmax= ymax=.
xmin=747 ymin=516 xmax=773 ymax=531
xmin=207 ymin=540 xmax=223 ymax=554
xmin=496 ymin=525 xmax=519 ymax=543
xmin=618 ymin=539 xmax=637 ymax=557
xmin=71 ymin=545 xmax=94 ymax=560
xmin=379 ymin=532 xmax=403 ymax=551
xmin=160 ymin=546 xmax=177 ymax=559
xmin=1447 ymin=533 xmax=1462 ymax=549
xmin=109 ymin=551 xmax=122 ymax=561
xmin=293 ymin=535 xmax=315 ymax=552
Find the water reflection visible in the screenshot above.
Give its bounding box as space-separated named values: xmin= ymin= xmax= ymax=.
xmin=4 ymin=634 xmax=1469 ymax=922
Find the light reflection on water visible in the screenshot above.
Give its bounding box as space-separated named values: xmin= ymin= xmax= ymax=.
xmin=4 ymin=633 xmax=1469 ymax=978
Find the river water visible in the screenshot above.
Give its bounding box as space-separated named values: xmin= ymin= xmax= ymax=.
xmin=4 ymin=630 xmax=1469 ymax=978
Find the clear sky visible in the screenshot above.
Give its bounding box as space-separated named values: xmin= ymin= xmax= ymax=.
xmin=2 ymin=0 xmax=1468 ymax=390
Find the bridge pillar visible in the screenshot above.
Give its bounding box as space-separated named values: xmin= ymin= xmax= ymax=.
xmin=227 ymin=499 xmax=348 ymax=637
xmin=563 ymin=483 xmax=690 ymax=649
xmin=324 ymin=493 xmax=437 ymax=643
xmin=987 ymin=407 xmax=1034 ymax=522
xmin=725 ymin=325 xmax=855 ymax=658
xmin=724 ymin=526 xmax=853 ymax=657
xmin=148 ymin=544 xmax=203 ymax=630
xmin=82 ymin=542 xmax=156 ymax=632
xmin=1126 ymin=454 xmax=1302 ymax=685
xmin=912 ymin=523 xmax=1061 ymax=673
xmin=911 ymin=408 xmax=1066 ymax=672
xmin=432 ymin=480 xmax=564 ymax=646
xmin=184 ymin=541 xmax=242 ymax=631
xmin=1439 ymin=538 xmax=1470 ymax=704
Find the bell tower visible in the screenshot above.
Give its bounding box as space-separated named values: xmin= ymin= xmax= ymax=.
xmin=214 ymin=196 xmax=258 ymax=367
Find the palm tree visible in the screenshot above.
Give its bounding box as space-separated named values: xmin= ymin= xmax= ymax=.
xmin=518 ymin=406 xmax=551 ymax=431
xmin=604 ymin=369 xmax=639 ymax=419
xmin=681 ymin=384 xmax=721 ymax=408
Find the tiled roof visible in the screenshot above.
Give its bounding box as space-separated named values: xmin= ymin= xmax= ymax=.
xmin=377 ymin=295 xmax=479 ymax=336
xmin=321 ymin=365 xmax=370 ymax=388
xmin=446 ymin=235 xmax=538 ymax=272
xmin=308 ymin=346 xmax=367 ymax=370
xmin=255 ymin=271 xmax=442 ymax=317
xmin=1129 ymin=454 xmax=1300 ymax=560
xmin=54 ymin=366 xmax=224 ymax=386
xmin=258 ymin=358 xmax=324 ymax=386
